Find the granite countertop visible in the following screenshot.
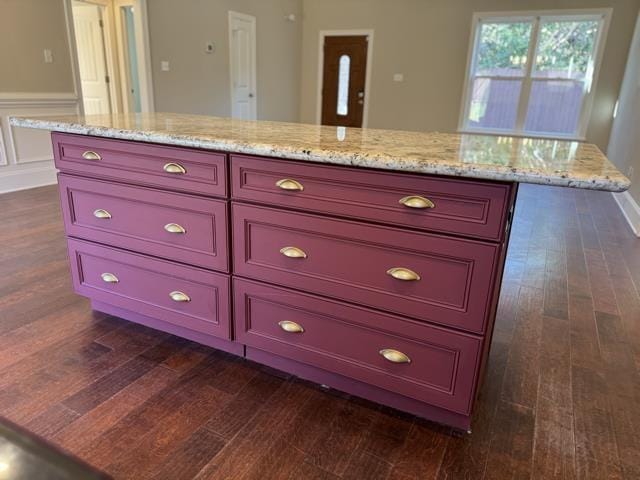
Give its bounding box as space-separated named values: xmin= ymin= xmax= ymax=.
xmin=9 ymin=113 xmax=629 ymax=192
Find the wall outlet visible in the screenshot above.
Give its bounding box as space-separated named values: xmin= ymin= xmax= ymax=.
xmin=628 ymin=166 xmax=635 ymax=180
xmin=205 ymin=42 xmax=216 ymax=54
xmin=43 ymin=49 xmax=53 ymax=63
xmin=393 ymin=73 xmax=404 ymax=82
xmin=161 ymin=61 xmax=170 ymax=71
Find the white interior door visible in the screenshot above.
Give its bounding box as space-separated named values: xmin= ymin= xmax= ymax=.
xmin=228 ymin=11 xmax=257 ymax=120
xmin=73 ymin=2 xmax=112 ymax=115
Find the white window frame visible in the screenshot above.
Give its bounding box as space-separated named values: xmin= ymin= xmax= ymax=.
xmin=458 ymin=9 xmax=611 ymax=140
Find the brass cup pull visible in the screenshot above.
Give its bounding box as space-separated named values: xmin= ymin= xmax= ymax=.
xmin=399 ymin=195 xmax=435 ymax=209
xmin=379 ymin=349 xmax=411 ymax=364
xmin=169 ymin=291 xmax=191 ymax=302
xmin=82 ymin=150 xmax=101 ymax=161
xmin=278 ymin=320 xmax=304 ymax=333
xmin=164 ymin=223 xmax=186 ymax=234
xmin=101 ymin=272 xmax=119 ymax=283
xmin=163 ymin=162 xmax=187 ymax=174
xmin=280 ymin=246 xmax=307 ymax=259
xmin=93 ymin=209 xmax=112 ymax=219
xmin=276 ymin=178 xmax=304 ymax=191
xmin=387 ymin=267 xmax=421 ymax=281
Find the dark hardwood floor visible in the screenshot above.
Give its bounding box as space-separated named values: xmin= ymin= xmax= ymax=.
xmin=1 ymin=183 xmax=639 ymax=479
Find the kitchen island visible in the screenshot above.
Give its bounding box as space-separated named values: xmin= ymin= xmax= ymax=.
xmin=9 ymin=113 xmax=629 ymax=431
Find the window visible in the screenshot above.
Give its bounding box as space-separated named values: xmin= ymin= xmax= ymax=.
xmin=337 ymin=55 xmax=351 ymax=116
xmin=461 ymin=11 xmax=608 ymax=139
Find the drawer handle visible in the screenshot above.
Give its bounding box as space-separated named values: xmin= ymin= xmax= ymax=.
xmin=82 ymin=150 xmax=101 ymax=161
xmin=276 ymin=178 xmax=304 ymax=191
xmin=387 ymin=267 xmax=421 ymax=281
xmin=169 ymin=291 xmax=191 ymax=302
xmin=163 ymin=162 xmax=187 ymax=174
xmin=164 ymin=223 xmax=186 ymax=234
xmin=93 ymin=209 xmax=112 ymax=219
xmin=278 ymin=320 xmax=305 ymax=333
xmin=399 ymin=195 xmax=435 ymax=209
xmin=379 ymin=349 xmax=411 ymax=364
xmin=280 ymin=246 xmax=307 ymax=259
xmin=101 ymin=272 xmax=119 ymax=283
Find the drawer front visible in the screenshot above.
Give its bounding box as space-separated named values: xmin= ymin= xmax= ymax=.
xmin=232 ymin=204 xmax=499 ymax=333
xmin=53 ymin=132 xmax=227 ymax=197
xmin=59 ymin=174 xmax=229 ymax=272
xmin=67 ymin=238 xmax=231 ymax=339
xmin=234 ymin=278 xmax=482 ymax=414
xmin=231 ymin=154 xmax=512 ymax=241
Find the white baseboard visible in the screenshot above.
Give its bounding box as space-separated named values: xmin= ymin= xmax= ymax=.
xmin=613 ymin=190 xmax=640 ymax=237
xmin=0 ymin=164 xmax=58 ymax=194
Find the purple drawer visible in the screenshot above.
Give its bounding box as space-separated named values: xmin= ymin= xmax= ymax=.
xmin=232 ymin=203 xmax=500 ymax=333
xmin=234 ymin=278 xmax=482 ymax=414
xmin=231 ymin=154 xmax=513 ymax=241
xmin=67 ymin=238 xmax=231 ymax=339
xmin=58 ymin=174 xmax=229 ymax=272
xmin=53 ymin=132 xmax=227 ymax=197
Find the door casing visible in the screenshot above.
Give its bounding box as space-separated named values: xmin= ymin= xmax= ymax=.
xmin=316 ymin=29 xmax=374 ymax=128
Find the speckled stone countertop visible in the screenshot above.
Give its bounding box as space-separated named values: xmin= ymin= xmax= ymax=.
xmin=10 ymin=113 xmax=629 ymax=192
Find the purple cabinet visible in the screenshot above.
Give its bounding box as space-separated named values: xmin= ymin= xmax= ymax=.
xmin=67 ymin=238 xmax=231 ymax=339
xmin=234 ymin=278 xmax=482 ymax=414
xmin=53 ymin=132 xmax=227 ymax=197
xmin=58 ymin=174 xmax=229 ymax=272
xmin=52 ymin=133 xmax=515 ymax=431
xmin=231 ymin=154 xmax=513 ymax=241
xmin=232 ymin=202 xmax=500 ymax=333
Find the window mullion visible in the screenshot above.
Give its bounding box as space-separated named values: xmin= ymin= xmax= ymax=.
xmin=515 ymin=16 xmax=541 ymax=133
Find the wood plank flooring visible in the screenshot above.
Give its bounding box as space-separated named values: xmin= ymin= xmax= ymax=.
xmin=1 ymin=183 xmax=639 ymax=479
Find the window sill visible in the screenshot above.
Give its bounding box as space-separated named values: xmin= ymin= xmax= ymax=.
xmin=458 ymin=128 xmax=586 ymax=143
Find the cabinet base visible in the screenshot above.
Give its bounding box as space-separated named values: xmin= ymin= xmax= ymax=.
xmin=90 ymin=300 xmax=471 ymax=431
xmin=91 ymin=300 xmax=244 ymax=356
xmin=246 ymin=347 xmax=472 ymax=432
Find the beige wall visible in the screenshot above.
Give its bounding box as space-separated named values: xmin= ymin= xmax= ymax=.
xmin=0 ymin=0 xmax=75 ymax=93
xmin=299 ymin=0 xmax=640 ymax=151
xmin=608 ymin=14 xmax=640 ymax=202
xmin=147 ymin=0 xmax=302 ymax=122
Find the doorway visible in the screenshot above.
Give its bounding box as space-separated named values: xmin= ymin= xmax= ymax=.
xmin=69 ymin=0 xmax=154 ymax=115
xmin=72 ymin=1 xmax=112 ymax=114
xmin=228 ymin=11 xmax=257 ymax=120
xmin=115 ymin=2 xmax=142 ymax=113
xmin=318 ymin=32 xmax=373 ymax=128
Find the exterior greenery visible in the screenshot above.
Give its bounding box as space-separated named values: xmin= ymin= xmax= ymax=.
xmin=477 ymin=20 xmax=598 ymax=78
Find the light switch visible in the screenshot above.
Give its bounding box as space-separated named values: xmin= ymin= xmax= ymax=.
xmin=161 ymin=61 xmax=170 ymax=71
xmin=43 ymin=49 xmax=53 ymax=63
xmin=205 ymin=42 xmax=215 ymax=54
xmin=393 ymin=73 xmax=404 ymax=82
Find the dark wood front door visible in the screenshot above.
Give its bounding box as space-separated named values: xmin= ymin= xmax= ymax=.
xmin=321 ymin=35 xmax=368 ymax=128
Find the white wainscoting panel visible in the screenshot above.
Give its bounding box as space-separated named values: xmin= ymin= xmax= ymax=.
xmin=0 ymin=93 xmax=79 ymax=193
